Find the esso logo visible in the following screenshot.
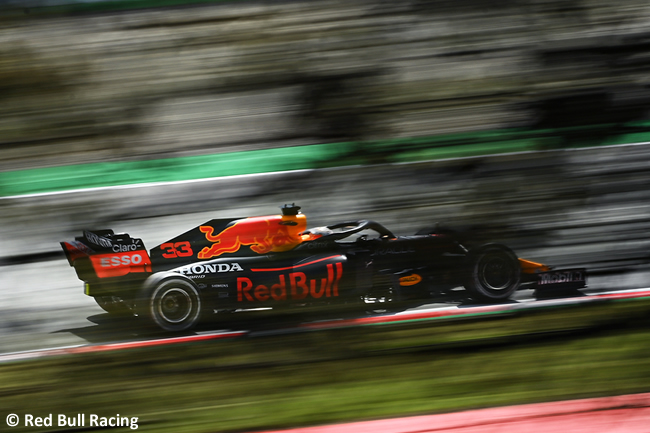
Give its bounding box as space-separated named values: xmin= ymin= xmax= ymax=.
xmin=100 ymin=253 xmax=144 ymax=268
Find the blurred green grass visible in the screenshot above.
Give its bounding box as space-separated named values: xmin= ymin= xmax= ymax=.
xmin=3 ymin=124 xmax=650 ymax=197
xmin=2 ymin=297 xmax=650 ymax=432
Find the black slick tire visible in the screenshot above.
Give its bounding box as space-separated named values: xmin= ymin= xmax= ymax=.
xmin=139 ymin=278 xmax=202 ymax=332
xmin=464 ymin=244 xmax=521 ymax=302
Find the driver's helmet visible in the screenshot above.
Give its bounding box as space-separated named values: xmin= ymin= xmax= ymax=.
xmin=299 ymin=226 xmax=333 ymax=241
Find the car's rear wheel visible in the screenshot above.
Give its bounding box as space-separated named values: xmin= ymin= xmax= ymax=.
xmin=139 ymin=278 xmax=202 ymax=332
xmin=465 ymin=244 xmax=521 ymax=302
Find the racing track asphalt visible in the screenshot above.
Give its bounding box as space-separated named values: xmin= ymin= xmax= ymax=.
xmin=2 ymin=286 xmax=650 ymax=363
xmin=2 ymin=266 xmax=650 ymax=433
xmin=2 ymin=140 xmax=650 ymax=357
xmin=253 ymin=392 xmax=650 ymax=433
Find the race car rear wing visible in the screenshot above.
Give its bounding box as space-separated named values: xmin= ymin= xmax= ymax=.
xmin=61 ymin=230 xmax=151 ymax=282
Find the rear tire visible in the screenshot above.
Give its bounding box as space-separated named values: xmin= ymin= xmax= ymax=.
xmin=139 ymin=278 xmax=202 ymax=332
xmin=464 ymin=244 xmax=520 ymax=302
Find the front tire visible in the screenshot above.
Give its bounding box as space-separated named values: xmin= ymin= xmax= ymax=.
xmin=464 ymin=244 xmax=521 ymax=302
xmin=139 ymin=278 xmax=202 ymax=332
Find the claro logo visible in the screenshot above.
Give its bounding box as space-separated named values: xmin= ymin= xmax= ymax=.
xmin=112 ymin=243 xmax=141 ymax=253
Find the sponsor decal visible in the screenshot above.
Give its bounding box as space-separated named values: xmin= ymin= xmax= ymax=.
xmin=399 ymin=274 xmax=422 ymax=286
xmin=84 ymin=231 xmax=144 ymax=253
xmin=305 ymin=241 xmax=333 ymax=249
xmin=67 ymin=240 xmax=95 ymax=255
xmin=198 ymin=216 xmax=302 ymax=259
xmin=371 ymin=246 xmax=416 ymax=256
xmin=61 ymin=240 xmax=96 ymax=264
xmin=237 ymin=262 xmax=343 ymax=302
xmin=178 ymin=263 xmax=244 ymax=277
xmin=112 ymin=239 xmax=143 ymax=253
xmin=538 ymin=269 xmax=585 ymax=286
xmin=84 ymin=231 xmax=113 ymax=248
xmin=99 ymin=253 xmax=144 ymax=268
xmin=89 ymin=251 xmax=151 ymax=278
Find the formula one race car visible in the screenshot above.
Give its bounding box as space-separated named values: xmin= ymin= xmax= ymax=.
xmin=61 ymin=204 xmax=587 ymax=331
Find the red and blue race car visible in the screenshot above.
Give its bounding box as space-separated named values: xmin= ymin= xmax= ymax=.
xmin=61 ymin=204 xmax=587 ymax=331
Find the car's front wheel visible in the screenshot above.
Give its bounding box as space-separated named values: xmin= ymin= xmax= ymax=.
xmin=464 ymin=244 xmax=521 ymax=302
xmin=139 ymin=278 xmax=202 ymax=332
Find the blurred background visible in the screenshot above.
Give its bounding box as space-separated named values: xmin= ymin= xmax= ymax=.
xmin=3 ymin=0 xmax=650 ymax=169
xmin=2 ymin=0 xmax=650 ymax=267
xmin=2 ymin=1 xmax=650 ymax=432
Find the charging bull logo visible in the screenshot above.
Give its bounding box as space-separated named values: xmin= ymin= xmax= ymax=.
xmin=198 ymin=216 xmax=302 ymax=259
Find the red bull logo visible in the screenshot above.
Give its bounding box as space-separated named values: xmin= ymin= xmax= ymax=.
xmin=237 ymin=262 xmax=343 ymax=302
xmin=198 ymin=215 xmax=306 ymax=259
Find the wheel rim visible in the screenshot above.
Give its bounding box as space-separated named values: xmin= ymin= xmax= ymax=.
xmin=479 ymin=255 xmax=515 ymax=291
xmin=157 ymin=287 xmax=193 ymax=324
